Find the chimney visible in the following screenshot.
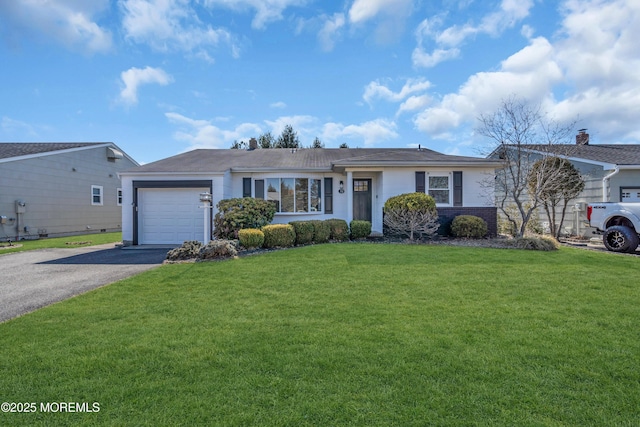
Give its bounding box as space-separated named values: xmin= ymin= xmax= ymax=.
xmin=576 ymin=129 xmax=589 ymax=145
xmin=248 ymin=137 xmax=258 ymax=150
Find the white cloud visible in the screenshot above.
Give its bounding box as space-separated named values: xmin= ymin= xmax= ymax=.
xmin=412 ymin=0 xmax=640 ymax=145
xmin=0 ymin=0 xmax=112 ymax=53
xmin=120 ymin=0 xmax=237 ymax=58
xmin=270 ymin=101 xmax=287 ymax=109
xmin=412 ymin=0 xmax=534 ymax=68
xmin=202 ymin=0 xmax=307 ymax=30
xmin=165 ymin=112 xmax=263 ymax=149
xmin=364 ymin=78 xmax=431 ymax=105
xmin=318 ymin=13 xmax=345 ymax=52
xmin=322 ymin=119 xmax=398 ymax=147
xmin=119 ymin=66 xmax=174 ymax=105
xmin=414 ymin=36 xmax=562 ymax=138
xmin=348 ymin=0 xmax=412 ymax=24
xmin=1 ymin=117 xmax=38 ymax=137
xmin=264 ymin=115 xmax=318 ymax=142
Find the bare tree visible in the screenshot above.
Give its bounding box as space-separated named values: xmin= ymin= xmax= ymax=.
xmin=477 ymin=96 xmax=576 ymax=237
xmin=528 ymin=157 xmax=585 ymax=239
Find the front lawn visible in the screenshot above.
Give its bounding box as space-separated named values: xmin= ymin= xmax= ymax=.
xmin=0 ymin=244 xmax=638 ymax=425
xmin=0 ymin=232 xmax=121 ymax=254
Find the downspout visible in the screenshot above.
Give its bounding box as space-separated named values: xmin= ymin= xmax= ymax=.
xmin=602 ymin=166 xmax=620 ymax=202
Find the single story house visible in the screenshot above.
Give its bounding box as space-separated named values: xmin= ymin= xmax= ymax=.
xmin=119 ymin=146 xmax=500 ymax=246
xmin=492 ymin=130 xmax=640 ymax=236
xmin=0 ymin=142 xmax=138 ymax=241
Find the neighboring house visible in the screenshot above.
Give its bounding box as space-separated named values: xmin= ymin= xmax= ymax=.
xmin=0 ymin=143 xmax=138 ymax=241
xmin=119 ymin=145 xmax=501 ymax=246
xmin=492 ymin=130 xmax=640 ymax=236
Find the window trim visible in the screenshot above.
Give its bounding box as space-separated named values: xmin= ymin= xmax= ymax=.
xmin=91 ymin=185 xmax=103 ymax=206
xmin=427 ymin=174 xmax=451 ymax=205
xmin=260 ymin=177 xmax=324 ymax=214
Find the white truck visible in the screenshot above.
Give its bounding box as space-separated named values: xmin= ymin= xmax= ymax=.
xmin=587 ymin=202 xmax=640 ymax=253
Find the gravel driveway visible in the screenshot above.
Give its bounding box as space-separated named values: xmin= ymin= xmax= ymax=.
xmin=0 ymin=244 xmax=169 ymax=323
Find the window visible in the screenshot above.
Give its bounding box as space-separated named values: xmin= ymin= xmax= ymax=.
xmin=91 ymin=185 xmax=103 ymax=206
xmin=117 ymin=188 xmax=123 ymax=206
xmin=428 ymin=176 xmax=450 ymax=204
xmin=263 ymin=178 xmax=322 ymax=213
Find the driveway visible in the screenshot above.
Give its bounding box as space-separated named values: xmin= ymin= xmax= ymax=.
xmin=0 ymin=244 xmax=169 ymax=323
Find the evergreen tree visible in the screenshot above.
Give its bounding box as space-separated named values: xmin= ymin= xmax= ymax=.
xmin=311 ymin=137 xmax=324 ymax=148
xmin=275 ymin=125 xmax=300 ymax=148
xmin=258 ymin=132 xmax=275 ymax=148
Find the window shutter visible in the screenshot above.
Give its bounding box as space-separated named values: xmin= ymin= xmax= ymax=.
xmin=453 ymin=171 xmax=463 ymax=206
xmin=255 ymin=179 xmax=265 ymax=199
xmin=324 ymin=177 xmax=333 ymax=214
xmin=415 ymin=172 xmax=425 ymax=193
xmin=242 ymin=178 xmax=251 ymax=198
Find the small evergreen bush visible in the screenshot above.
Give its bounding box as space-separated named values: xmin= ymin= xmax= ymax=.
xmin=383 ymin=192 xmax=439 ymax=240
xmin=289 ymin=221 xmax=314 ymax=245
xmin=199 ymin=240 xmax=238 ymax=260
xmin=166 ymin=240 xmax=203 ymax=261
xmin=310 ymin=220 xmax=331 ymax=244
xmin=262 ymin=224 xmax=296 ymax=248
xmin=326 ymin=219 xmax=349 ymax=241
xmin=350 ymin=220 xmax=372 ymax=239
xmin=451 ymin=215 xmax=488 ymax=239
xmin=213 ymin=197 xmax=276 ymax=240
xmin=238 ymin=228 xmax=264 ymax=249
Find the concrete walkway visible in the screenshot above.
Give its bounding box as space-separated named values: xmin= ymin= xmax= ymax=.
xmin=0 ymin=244 xmax=168 ymax=323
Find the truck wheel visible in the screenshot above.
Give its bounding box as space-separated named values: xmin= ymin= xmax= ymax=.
xmin=603 ymin=225 xmax=639 ymax=253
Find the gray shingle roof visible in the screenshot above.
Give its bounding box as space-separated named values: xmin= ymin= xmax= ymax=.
xmin=520 ymin=144 xmax=640 ymax=165
xmin=0 ymin=143 xmax=105 ymax=160
xmin=125 ymin=148 xmax=499 ymax=174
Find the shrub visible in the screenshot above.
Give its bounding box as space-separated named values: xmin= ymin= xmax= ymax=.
xmin=451 ymin=215 xmax=488 ymax=239
xmin=289 ymin=221 xmax=314 ymax=245
xmin=238 ymin=228 xmax=264 ymax=249
xmin=262 ymin=224 xmax=296 ymax=248
xmin=326 ymin=219 xmax=350 ymax=241
xmin=383 ymin=192 xmax=439 ymax=240
xmin=199 ymin=240 xmax=238 ymax=260
xmin=213 ymin=197 xmax=276 ymax=240
xmin=166 ymin=240 xmax=203 ymax=261
xmin=310 ymin=220 xmax=331 ymax=244
xmin=509 ymin=237 xmax=558 ymax=251
xmin=350 ymin=220 xmax=372 ymax=239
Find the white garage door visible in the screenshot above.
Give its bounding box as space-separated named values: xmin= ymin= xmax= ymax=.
xmin=138 ymin=188 xmax=208 ymax=244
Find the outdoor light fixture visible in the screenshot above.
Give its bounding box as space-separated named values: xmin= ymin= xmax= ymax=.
xmin=339 ymin=181 xmax=345 ymax=193
xmin=199 ymin=192 xmax=213 ymax=203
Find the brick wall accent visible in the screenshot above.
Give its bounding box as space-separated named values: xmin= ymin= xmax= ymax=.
xmin=437 ymin=207 xmax=498 ymax=237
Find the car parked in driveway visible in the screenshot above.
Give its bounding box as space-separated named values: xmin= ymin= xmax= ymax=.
xmin=587 ymin=202 xmax=640 ymax=253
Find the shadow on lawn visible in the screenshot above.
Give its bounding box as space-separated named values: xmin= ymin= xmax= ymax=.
xmin=39 ymin=248 xmax=169 ymax=265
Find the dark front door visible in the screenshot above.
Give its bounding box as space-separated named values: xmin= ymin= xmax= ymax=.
xmin=353 ymin=179 xmax=372 ymax=222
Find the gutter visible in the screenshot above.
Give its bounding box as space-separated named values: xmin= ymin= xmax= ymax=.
xmin=602 ymin=166 xmax=620 ymax=202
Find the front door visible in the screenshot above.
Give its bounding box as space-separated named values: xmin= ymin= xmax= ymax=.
xmin=353 ymin=179 xmax=372 ymax=222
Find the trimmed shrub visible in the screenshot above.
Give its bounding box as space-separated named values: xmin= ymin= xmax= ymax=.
xmin=199 ymin=240 xmax=238 ymax=260
xmin=509 ymin=237 xmax=558 ymax=251
xmin=451 ymin=215 xmax=488 ymax=239
xmin=383 ymin=192 xmax=439 ymax=240
xmin=213 ymin=197 xmax=276 ymax=240
xmin=262 ymin=224 xmax=296 ymax=248
xmin=166 ymin=240 xmax=203 ymax=261
xmin=238 ymin=228 xmax=264 ymax=249
xmin=350 ymin=220 xmax=372 ymax=239
xmin=310 ymin=220 xmax=331 ymax=244
xmin=326 ymin=219 xmax=350 ymax=241
xmin=289 ymin=221 xmax=314 ymax=245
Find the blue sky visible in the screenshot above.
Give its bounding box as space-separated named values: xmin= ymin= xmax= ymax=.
xmin=1 ymin=0 xmax=639 ymax=164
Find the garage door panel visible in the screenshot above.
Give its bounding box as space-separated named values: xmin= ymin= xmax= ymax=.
xmin=139 ymin=188 xmax=208 ymax=244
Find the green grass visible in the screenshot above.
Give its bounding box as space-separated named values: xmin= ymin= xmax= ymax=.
xmin=0 ymin=232 xmax=121 ymax=254
xmin=1 ymin=244 xmax=639 ymax=426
